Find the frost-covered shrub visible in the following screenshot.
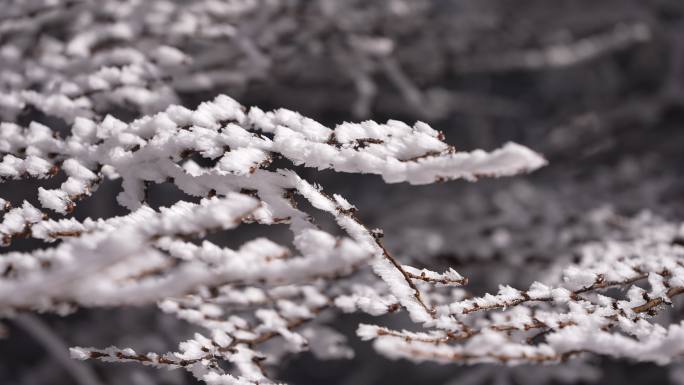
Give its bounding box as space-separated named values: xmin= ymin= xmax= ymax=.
xmin=0 ymin=0 xmax=655 ymax=122
xmin=1 ymin=92 xmax=548 ymax=383
xmin=2 ymin=1 xmax=684 ymax=385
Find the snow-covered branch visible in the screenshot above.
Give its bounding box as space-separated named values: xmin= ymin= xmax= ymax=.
xmin=1 ymin=2 xmax=680 ymax=384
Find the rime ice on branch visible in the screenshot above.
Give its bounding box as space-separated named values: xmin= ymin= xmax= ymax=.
xmin=1 ymin=2 xmax=678 ymax=384
xmin=1 ymin=79 xmax=683 ymax=385
xmin=5 ymin=92 xmax=684 ymax=384
xmin=1 ymin=92 xmax=546 ymax=383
